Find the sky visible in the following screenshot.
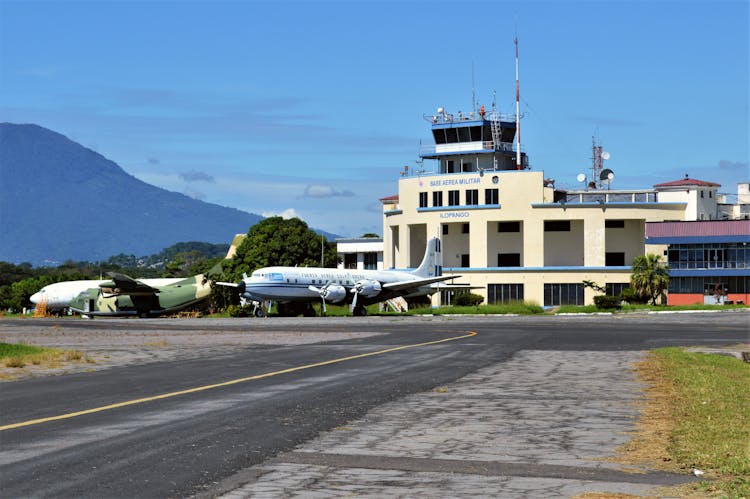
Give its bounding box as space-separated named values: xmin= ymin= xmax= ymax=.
xmin=1 ymin=0 xmax=748 ymax=238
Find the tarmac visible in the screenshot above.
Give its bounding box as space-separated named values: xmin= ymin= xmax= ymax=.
xmin=211 ymin=349 xmax=696 ymax=498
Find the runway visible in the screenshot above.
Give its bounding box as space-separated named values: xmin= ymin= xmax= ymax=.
xmin=0 ymin=312 xmax=747 ymax=498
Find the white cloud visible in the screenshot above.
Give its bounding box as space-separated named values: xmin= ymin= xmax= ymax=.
xmin=301 ymin=184 xmax=355 ymax=198
xmin=261 ymin=208 xmax=299 ymax=219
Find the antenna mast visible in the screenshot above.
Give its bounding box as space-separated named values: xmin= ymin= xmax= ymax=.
xmin=471 ymin=61 xmax=477 ymax=115
xmin=514 ymin=36 xmax=521 ymax=170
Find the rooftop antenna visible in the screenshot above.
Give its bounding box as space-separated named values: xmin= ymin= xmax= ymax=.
xmin=514 ymin=36 xmax=522 ymax=170
xmin=471 ymin=61 xmax=477 ymax=115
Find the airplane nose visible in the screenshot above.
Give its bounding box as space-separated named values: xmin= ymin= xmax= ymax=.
xmin=30 ymin=292 xmax=41 ymax=304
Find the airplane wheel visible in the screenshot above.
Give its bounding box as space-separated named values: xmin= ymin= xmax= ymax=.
xmin=353 ymin=305 xmax=367 ymax=316
xmin=255 ymin=307 xmax=265 ymax=318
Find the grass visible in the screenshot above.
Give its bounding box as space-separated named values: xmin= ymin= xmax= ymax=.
xmin=406 ymin=302 xmax=544 ymax=315
xmin=555 ymin=303 xmax=749 ymax=314
xmin=616 ymin=347 xmax=750 ymax=498
xmin=0 ymin=342 xmax=89 ymax=369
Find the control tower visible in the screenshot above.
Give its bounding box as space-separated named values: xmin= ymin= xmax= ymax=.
xmin=419 ymin=106 xmax=528 ymax=174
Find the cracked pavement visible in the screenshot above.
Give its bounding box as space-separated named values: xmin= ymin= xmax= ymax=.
xmin=212 ymin=350 xmax=694 ymax=498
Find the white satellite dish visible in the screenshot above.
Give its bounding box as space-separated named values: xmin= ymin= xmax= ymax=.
xmin=437 ymin=107 xmax=444 ymax=114
xmin=607 ymin=171 xmax=615 ymax=181
xmin=576 ymin=173 xmax=586 ymax=183
xmin=601 ymin=151 xmax=611 ymax=160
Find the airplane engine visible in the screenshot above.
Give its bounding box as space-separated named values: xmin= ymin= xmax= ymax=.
xmin=322 ymin=284 xmax=346 ymax=303
xmin=353 ymin=279 xmax=382 ymax=298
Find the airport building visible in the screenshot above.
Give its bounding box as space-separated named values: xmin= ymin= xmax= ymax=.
xmin=646 ymin=219 xmax=750 ymax=305
xmin=380 ymin=105 xmax=749 ymax=307
xmin=335 ymin=237 xmax=384 ymax=271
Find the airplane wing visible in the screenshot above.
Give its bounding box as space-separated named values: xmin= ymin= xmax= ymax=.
xmin=102 ymin=272 xmax=159 ymax=295
xmin=382 ymin=275 xmax=460 ymax=293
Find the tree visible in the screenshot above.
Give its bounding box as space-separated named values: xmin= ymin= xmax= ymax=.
xmin=630 ymin=254 xmax=670 ymax=305
xmin=223 ymin=217 xmax=339 ymax=283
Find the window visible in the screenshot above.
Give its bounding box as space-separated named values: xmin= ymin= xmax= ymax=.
xmin=461 ymin=254 xmax=470 ymax=267
xmin=363 ymin=252 xmax=378 ymax=270
xmin=605 ymin=220 xmax=625 ymax=228
xmin=488 ymin=284 xmax=524 ymax=304
xmin=462 ymin=223 xmax=470 ymax=234
xmin=606 ymin=283 xmax=629 ymax=296
xmin=544 ymin=220 xmax=571 ymax=231
xmin=448 ymin=190 xmax=460 ymax=206
xmin=447 ymin=160 xmax=457 ymax=173
xmin=432 ymin=191 xmax=443 ymax=207
xmin=419 ymin=192 xmax=428 ymax=208
xmin=544 ymin=283 xmax=585 ymax=306
xmin=442 ymin=224 xmax=449 ymax=235
xmin=497 ymin=253 xmax=521 ymax=267
xmin=485 ymin=188 xmax=499 ymax=204
xmin=498 ymin=221 xmax=521 ymax=232
xmin=605 ymin=252 xmax=626 ymax=266
xmin=701 ymin=191 xmax=705 ymax=198
xmin=465 ymin=189 xmax=478 ymax=205
xmin=343 ymin=253 xmax=357 ymax=269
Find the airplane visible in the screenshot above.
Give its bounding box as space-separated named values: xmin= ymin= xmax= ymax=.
xmin=30 ymin=277 xmax=182 ymax=313
xmin=68 ymin=272 xmax=212 ymax=318
xmin=218 ymin=237 xmax=459 ymax=316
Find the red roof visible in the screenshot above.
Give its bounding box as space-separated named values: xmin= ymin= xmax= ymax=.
xmin=379 ymin=194 xmax=399 ymax=202
xmin=646 ymin=220 xmax=750 ymax=238
xmin=654 ymin=177 xmax=721 ymax=188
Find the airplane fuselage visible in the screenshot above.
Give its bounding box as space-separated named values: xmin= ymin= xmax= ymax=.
xmin=243 ymin=267 xmax=428 ymax=303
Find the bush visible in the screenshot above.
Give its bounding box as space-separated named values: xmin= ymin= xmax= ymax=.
xmin=619 ymin=287 xmax=648 ymax=304
xmin=454 ymin=293 xmax=484 ymax=307
xmin=593 ymin=295 xmax=622 ymax=310
xmin=226 ymin=304 xmax=253 ymax=317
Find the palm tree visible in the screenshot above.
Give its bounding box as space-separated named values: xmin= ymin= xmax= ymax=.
xmin=630 ymin=254 xmax=670 ymax=305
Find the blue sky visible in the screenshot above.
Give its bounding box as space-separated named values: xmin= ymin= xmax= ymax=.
xmin=1 ymin=0 xmax=747 ymax=238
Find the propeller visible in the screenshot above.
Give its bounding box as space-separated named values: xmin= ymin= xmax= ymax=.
xmin=308 ymin=284 xmax=327 ymax=315
xmin=350 ymin=281 xmax=363 ymax=313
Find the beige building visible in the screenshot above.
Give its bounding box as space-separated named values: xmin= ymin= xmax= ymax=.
xmin=380 ymin=108 xmax=747 ymax=307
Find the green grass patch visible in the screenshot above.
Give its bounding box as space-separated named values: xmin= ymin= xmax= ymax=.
xmin=556 ymin=305 xmax=602 ymax=314
xmin=0 ymin=342 xmax=88 ymax=370
xmin=554 ymin=303 xmax=749 ymax=314
xmin=649 ymin=348 xmax=750 ymax=497
xmin=406 ymin=302 xmax=544 ymax=315
xmin=0 ymin=342 xmax=50 ymax=358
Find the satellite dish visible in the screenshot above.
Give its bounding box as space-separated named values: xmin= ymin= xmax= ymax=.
xmin=600 ymin=168 xmax=615 ymax=181
xmin=576 ymin=173 xmax=586 ymax=183
xmin=437 ymin=107 xmax=444 ymax=114
xmin=601 ymin=151 xmax=611 ymax=160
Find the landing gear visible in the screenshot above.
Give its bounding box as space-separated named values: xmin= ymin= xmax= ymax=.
xmin=352 ymin=304 xmax=367 ymax=316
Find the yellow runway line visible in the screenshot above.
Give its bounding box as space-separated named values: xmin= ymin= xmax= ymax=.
xmin=1 ymin=331 xmax=477 ymax=431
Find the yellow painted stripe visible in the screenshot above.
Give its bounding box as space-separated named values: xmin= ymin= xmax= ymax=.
xmin=0 ymin=331 xmax=477 ymax=431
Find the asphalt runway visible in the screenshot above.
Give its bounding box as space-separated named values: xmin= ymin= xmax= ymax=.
xmin=0 ymin=312 xmax=747 ymax=498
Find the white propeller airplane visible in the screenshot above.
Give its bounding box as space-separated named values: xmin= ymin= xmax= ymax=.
xmin=30 ymin=277 xmax=182 ymax=313
xmin=218 ymin=237 xmax=458 ymax=316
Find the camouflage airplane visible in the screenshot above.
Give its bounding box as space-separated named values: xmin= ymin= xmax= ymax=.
xmin=68 ymin=272 xmax=212 ymax=318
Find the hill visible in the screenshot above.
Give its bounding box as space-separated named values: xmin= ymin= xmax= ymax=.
xmin=0 ymin=123 xmax=266 ymax=265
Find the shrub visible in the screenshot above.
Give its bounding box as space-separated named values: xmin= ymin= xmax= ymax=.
xmin=594 ymin=295 xmax=622 ymax=310
xmin=619 ymin=287 xmax=648 ymax=304
xmin=454 ymin=293 xmax=484 ymax=307
xmin=226 ymin=304 xmax=253 ymax=317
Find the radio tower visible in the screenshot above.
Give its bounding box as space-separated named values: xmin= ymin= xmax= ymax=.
xmin=515 ymin=36 xmax=521 ymax=170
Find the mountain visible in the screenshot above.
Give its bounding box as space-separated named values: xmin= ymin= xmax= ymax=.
xmin=0 ymin=123 xmax=267 ymax=265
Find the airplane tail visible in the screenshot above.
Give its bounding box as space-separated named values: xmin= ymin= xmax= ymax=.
xmin=412 ymin=237 xmax=442 ymax=278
